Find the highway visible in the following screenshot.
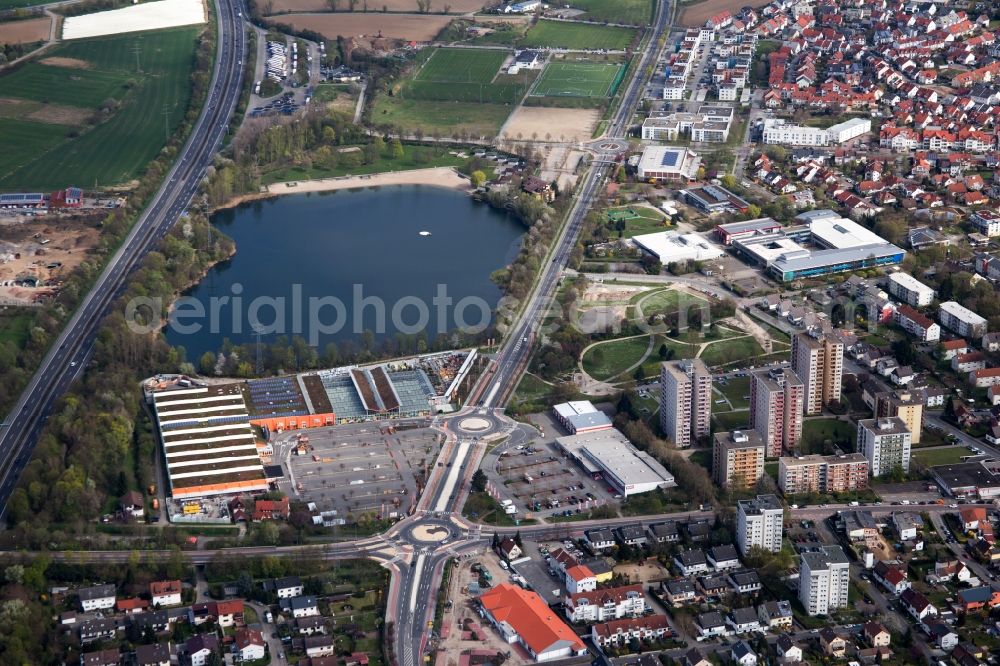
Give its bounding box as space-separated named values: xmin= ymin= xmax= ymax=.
xmin=0 ymin=0 xmax=247 ymax=516
xmin=477 ymin=0 xmax=673 ymax=409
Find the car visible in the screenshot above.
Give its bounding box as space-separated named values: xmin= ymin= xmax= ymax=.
xmin=70 ymin=361 xmax=77 ymax=367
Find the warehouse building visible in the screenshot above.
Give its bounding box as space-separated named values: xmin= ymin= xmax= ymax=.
xmin=479 ymin=584 xmax=587 ymax=662
xmin=556 ymin=429 xmax=675 ymax=496
xmin=632 ymin=231 xmax=724 ymax=264
xmin=151 ymin=383 xmax=269 ymax=500
xmin=552 ymin=401 xmax=612 ymax=435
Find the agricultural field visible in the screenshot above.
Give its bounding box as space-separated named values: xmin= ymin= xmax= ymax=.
xmin=267 ymin=12 xmax=451 ymax=41
xmin=678 ymin=0 xmax=770 ymax=27
xmin=401 ymin=47 xmax=531 ymax=103
xmin=371 ymin=96 xmax=512 ymax=138
xmin=568 ymin=0 xmax=652 ymax=25
xmin=530 ymin=61 xmax=624 ymax=97
xmin=0 ymin=16 xmax=50 ymax=44
xmin=270 ymin=0 xmax=484 ymax=10
xmin=0 ymin=27 xmax=199 ymax=189
xmin=521 ymin=19 xmax=635 ymax=50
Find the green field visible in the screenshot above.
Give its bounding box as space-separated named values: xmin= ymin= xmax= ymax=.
xmin=531 ymin=61 xmax=623 ymax=97
xmin=0 ymin=119 xmax=69 ymax=177
xmin=415 ymin=47 xmax=505 ymax=83
xmin=521 ymin=20 xmax=636 ymax=50
xmin=582 ymin=335 xmax=650 ymax=380
xmin=372 ymin=96 xmax=512 ymax=138
xmin=714 ymin=375 xmax=751 ymax=410
xmin=0 ymin=27 xmax=199 ymax=189
xmin=699 ymin=336 xmax=764 ymax=368
xmin=912 ymin=446 xmax=973 ymax=467
xmin=800 ymin=418 xmax=855 ymax=455
xmin=569 ymin=0 xmax=653 ymax=24
xmin=404 ymin=48 xmax=530 ymax=104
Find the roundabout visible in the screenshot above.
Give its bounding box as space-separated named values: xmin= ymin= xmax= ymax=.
xmin=405 ymin=522 xmax=454 ymax=544
xmin=457 ymin=417 xmax=491 ymax=432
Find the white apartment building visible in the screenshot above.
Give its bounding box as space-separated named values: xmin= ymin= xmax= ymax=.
xmin=661 ymin=359 xmax=712 ymax=447
xmin=887 ymin=273 xmax=935 ymax=307
xmin=791 ymin=330 xmax=844 ymax=416
xmin=857 ymin=417 xmax=912 ymax=477
xmin=940 ymin=301 xmax=988 ymax=338
xmin=736 ymin=494 xmax=784 ymax=555
xmin=799 ymin=546 xmax=850 ymax=616
xmin=970 ymin=211 xmax=1000 ymax=237
xmin=565 ymin=585 xmax=647 ymax=623
xmin=762 ymin=118 xmax=830 ymax=146
xmin=826 ymin=117 xmax=872 ymax=143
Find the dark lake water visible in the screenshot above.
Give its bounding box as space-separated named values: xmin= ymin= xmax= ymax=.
xmin=165 ymin=185 xmax=524 ymax=358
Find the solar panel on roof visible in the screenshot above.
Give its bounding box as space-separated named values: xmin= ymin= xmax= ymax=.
xmin=660 ymin=150 xmax=680 ymax=167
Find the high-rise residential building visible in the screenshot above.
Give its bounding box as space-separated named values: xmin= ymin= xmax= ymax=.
xmin=857 ymin=417 xmax=912 ymax=477
xmin=736 ymin=494 xmax=783 ymax=555
xmin=749 ymin=368 xmax=805 ymax=457
xmin=791 ymin=330 xmax=844 ymax=415
xmin=799 ymin=546 xmax=850 ymax=616
xmin=873 ymin=391 xmax=923 ymax=444
xmin=713 ymin=430 xmax=765 ymax=490
xmin=778 ymin=454 xmax=869 ymax=494
xmin=660 ymin=359 xmax=712 ymax=448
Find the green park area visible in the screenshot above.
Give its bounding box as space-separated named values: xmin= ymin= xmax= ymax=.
xmin=0 ymin=27 xmax=200 ymax=189
xmin=912 ymin=446 xmax=973 ymax=468
xmin=582 ymin=335 xmax=650 ymax=381
xmin=800 ymin=418 xmax=855 ymax=455
xmin=521 ymin=20 xmax=636 ymax=50
xmin=260 ymin=143 xmax=474 ymax=185
xmin=372 ymin=96 xmax=513 ymax=139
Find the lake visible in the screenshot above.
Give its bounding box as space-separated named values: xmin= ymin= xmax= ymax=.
xmin=165 ymin=185 xmax=524 ymax=357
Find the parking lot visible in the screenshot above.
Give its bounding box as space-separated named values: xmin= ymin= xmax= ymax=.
xmin=275 ymin=421 xmax=443 ymax=520
xmin=495 ymin=437 xmax=618 ymax=519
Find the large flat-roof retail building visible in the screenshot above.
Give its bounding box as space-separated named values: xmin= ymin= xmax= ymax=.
xmin=632 ymin=231 xmax=724 ymax=264
xmin=635 ymin=147 xmax=701 ymax=182
xmin=731 ymin=211 xmax=905 ymax=281
xmin=151 ymin=383 xmax=269 ymax=500
xmin=932 ymin=461 xmax=1000 ymax=499
xmin=552 ymin=401 xmax=612 ymax=435
xmin=556 ymin=428 xmax=676 ymax=496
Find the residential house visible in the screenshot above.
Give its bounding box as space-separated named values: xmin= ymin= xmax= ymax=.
xmin=616 ymin=524 xmax=647 ymax=546
xmin=864 ymin=621 xmax=891 ymax=647
xmin=184 ymin=635 xmax=219 ymax=666
xmin=79 ymin=619 xmax=118 ymax=644
xmin=234 ymin=629 xmax=267 ymax=661
xmin=149 ymin=580 xmax=182 ymax=608
xmin=901 ymin=588 xmax=938 ymax=621
xmin=776 ymin=635 xmax=802 ymax=663
xmin=956 ymin=585 xmax=1000 ymax=612
xmin=647 ymin=522 xmax=681 ymax=544
xmin=729 ymin=569 xmax=762 ymax=595
xmin=134 ymin=644 xmax=171 ymax=666
xmin=565 ymin=565 xmax=597 ymax=595
xmin=675 ymin=549 xmax=709 ymax=576
xmin=78 ymin=584 xmax=116 ymax=612
xmin=757 ymin=600 xmax=793 ymax=630
xmin=873 ymin=561 xmax=910 ymax=595
xmin=698 ymin=574 xmax=729 ymax=598
xmin=267 ymin=576 xmax=304 ymax=599
xmin=120 ymin=490 xmax=145 ymax=519
xmin=707 ymin=544 xmax=740 ymax=570
xmin=728 ymin=607 xmax=761 ymax=634
xmin=960 ymin=506 xmax=987 ymax=531
xmin=683 ymin=647 xmax=712 ymax=666
xmin=819 ymin=628 xmax=847 ymax=657
xmin=253 ymin=497 xmax=290 ymax=521
xmin=287 ymin=595 xmax=319 ymax=618
xmin=663 ymin=579 xmax=698 ymax=605
xmin=927 ymin=620 xmax=959 ymax=650
xmin=695 ymin=611 xmax=727 ymax=639
xmin=732 ymin=641 xmax=758 ymax=666
xmin=565 ymin=585 xmax=646 ymax=623
xmin=585 ymin=529 xmax=616 ymax=551
xmin=497 ymin=537 xmax=522 ymax=561
xmin=81 ymin=649 xmax=120 ymax=666
xmin=590 ymin=615 xmax=671 ymax=648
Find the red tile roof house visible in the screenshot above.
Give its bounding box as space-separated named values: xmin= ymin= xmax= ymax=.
xmin=149 ymin=580 xmax=182 ymax=608
xmin=873 ymin=561 xmax=910 ymax=595
xmin=253 ymin=497 xmax=290 ymax=521
xmin=960 ymin=506 xmax=988 ymax=531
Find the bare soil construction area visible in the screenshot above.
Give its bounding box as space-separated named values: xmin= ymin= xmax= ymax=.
xmin=269 ymin=0 xmax=485 ymax=13
xmin=501 ymin=106 xmax=600 ymax=143
xmin=266 ymin=12 xmax=451 ymax=41
xmin=0 ymin=219 xmax=100 ymax=305
xmin=678 ymin=0 xmax=771 ymax=27
xmin=39 ymin=56 xmax=90 ymax=69
xmin=0 ymin=17 xmax=51 ymax=44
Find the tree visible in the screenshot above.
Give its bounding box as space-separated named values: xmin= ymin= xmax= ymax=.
xmin=389 ymin=138 xmax=404 ymax=159
xmin=199 ymin=350 xmax=217 ymax=375
xmin=470 ymin=170 xmax=487 ymax=188
xmin=658 ymin=343 xmax=668 ymax=360
xmin=471 ymin=469 xmax=488 ymax=492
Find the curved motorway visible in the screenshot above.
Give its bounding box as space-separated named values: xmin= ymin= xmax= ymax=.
xmin=0 ymin=0 xmax=248 ymax=515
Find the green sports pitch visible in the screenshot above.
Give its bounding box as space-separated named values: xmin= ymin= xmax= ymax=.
xmin=414 ymin=48 xmax=505 ymax=84
xmin=530 ymin=62 xmax=624 ymax=98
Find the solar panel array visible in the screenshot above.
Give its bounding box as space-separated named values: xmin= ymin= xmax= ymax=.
xmin=660 ymin=150 xmax=680 ymax=167
xmin=247 ymin=377 xmax=308 ymax=417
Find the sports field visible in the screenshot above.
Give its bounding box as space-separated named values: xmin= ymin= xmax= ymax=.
xmin=403 ymin=47 xmax=529 ymax=104
xmin=521 ymin=19 xmax=635 ymax=51
xmin=531 ymin=61 xmax=623 ymax=97
xmin=0 ymin=27 xmax=199 ymax=189
xmin=415 ymin=47 xmax=504 ymax=83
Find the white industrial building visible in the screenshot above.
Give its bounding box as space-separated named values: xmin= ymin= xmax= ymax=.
xmin=799 ymin=546 xmax=850 ymax=616
xmin=631 ymin=231 xmax=724 ymax=264
xmin=555 ymin=429 xmax=675 ymax=496
xmin=887 ymin=273 xmax=935 ymax=307
xmin=552 ymin=401 xmax=612 ymax=435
